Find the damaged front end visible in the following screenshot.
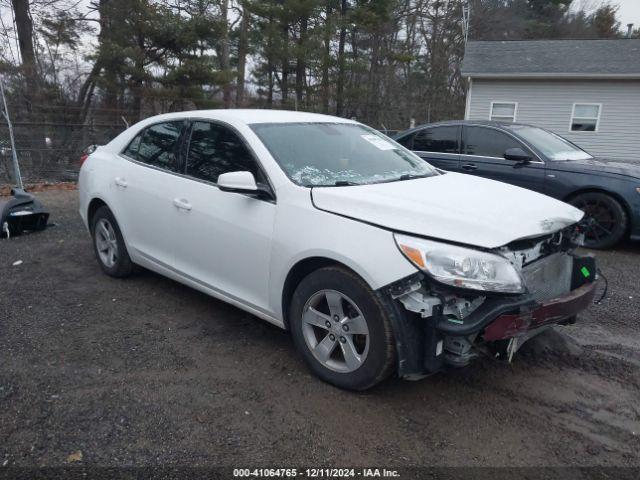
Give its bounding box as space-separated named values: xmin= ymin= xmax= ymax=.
xmin=382 ymin=226 xmax=597 ymax=379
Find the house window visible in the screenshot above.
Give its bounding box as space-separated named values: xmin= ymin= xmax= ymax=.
xmin=570 ymin=104 xmax=600 ymax=132
xmin=490 ymin=102 xmax=517 ymax=122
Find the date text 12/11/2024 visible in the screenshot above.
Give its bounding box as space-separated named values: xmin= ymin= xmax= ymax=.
xmin=233 ymin=468 xmax=401 ymax=478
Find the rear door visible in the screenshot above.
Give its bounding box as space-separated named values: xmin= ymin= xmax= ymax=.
xmin=115 ymin=120 xmax=187 ymax=267
xmin=460 ymin=125 xmax=546 ymax=193
xmin=398 ymin=125 xmax=461 ymax=172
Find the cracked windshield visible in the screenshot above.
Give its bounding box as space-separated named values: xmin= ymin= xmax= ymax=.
xmin=250 ymin=122 xmax=437 ymax=186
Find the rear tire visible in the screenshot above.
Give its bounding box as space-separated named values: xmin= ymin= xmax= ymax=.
xmin=289 ymin=266 xmax=396 ymax=390
xmin=569 ymin=192 xmax=627 ymax=249
xmin=91 ymin=206 xmax=134 ymax=277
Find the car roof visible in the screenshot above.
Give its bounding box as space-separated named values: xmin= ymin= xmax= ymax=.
xmin=138 ymin=109 xmax=356 ymax=125
xmin=393 ymin=120 xmax=544 ymax=138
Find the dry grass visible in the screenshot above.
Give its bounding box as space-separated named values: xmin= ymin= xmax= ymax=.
xmin=0 ymin=182 xmax=77 ymax=197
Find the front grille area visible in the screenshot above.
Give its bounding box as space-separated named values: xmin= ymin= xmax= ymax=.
xmin=521 ymin=253 xmax=573 ymax=302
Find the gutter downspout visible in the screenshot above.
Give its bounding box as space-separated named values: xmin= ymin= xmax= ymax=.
xmin=464 ymin=77 xmax=473 ymax=120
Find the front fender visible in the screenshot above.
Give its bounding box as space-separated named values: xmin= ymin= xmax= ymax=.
xmin=268 ymin=201 xmax=418 ymax=322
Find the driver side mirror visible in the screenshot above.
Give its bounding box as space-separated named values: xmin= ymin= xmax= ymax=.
xmin=504 ymin=147 xmax=532 ymax=163
xmin=217 ymin=171 xmax=272 ymax=199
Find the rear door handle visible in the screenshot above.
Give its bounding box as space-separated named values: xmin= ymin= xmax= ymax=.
xmin=114 ymin=177 xmax=128 ymax=188
xmin=173 ymin=198 xmax=192 ymax=211
xmin=461 ymin=164 xmax=478 ymax=171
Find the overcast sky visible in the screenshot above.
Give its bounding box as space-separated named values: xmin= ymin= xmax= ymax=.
xmin=2 ymin=0 xmax=640 ymax=69
xmin=614 ymin=0 xmax=640 ymax=28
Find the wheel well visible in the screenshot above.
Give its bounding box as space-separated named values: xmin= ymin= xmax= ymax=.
xmin=281 ymin=257 xmax=353 ymax=329
xmin=564 ymin=188 xmax=632 ymax=233
xmin=87 ymin=198 xmax=107 ymax=228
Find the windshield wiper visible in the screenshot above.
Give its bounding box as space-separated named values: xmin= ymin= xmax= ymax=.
xmin=397 ymin=173 xmax=431 ymax=181
xmin=333 ymin=180 xmax=360 ymax=186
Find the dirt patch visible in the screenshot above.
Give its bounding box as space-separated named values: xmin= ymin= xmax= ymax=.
xmin=0 ymin=190 xmax=639 ymax=472
xmin=0 ymin=182 xmax=77 ymax=197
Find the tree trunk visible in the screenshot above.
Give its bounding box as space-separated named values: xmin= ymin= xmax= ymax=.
xmin=75 ymin=61 xmax=101 ymax=123
xmin=266 ymin=12 xmax=274 ymax=107
xmin=236 ymin=2 xmax=249 ymax=107
xmin=11 ymin=0 xmax=40 ymax=119
xmin=130 ymin=31 xmax=146 ymax=121
xmin=295 ymin=16 xmax=308 ymax=106
xmin=268 ymin=61 xmax=274 ymax=106
xmin=321 ymin=5 xmax=332 ymax=113
xmin=11 ymin=0 xmax=46 ymax=164
xmin=368 ymin=33 xmax=380 ymax=125
xmin=11 ymin=0 xmax=37 ymax=89
xmin=281 ymin=23 xmax=289 ymax=106
xmin=96 ymin=0 xmax=118 ymax=112
xmin=220 ymin=0 xmax=232 ymax=108
xmin=335 ymin=0 xmax=347 ymax=116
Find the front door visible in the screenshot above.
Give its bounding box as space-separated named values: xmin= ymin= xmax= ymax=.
xmin=171 ymin=120 xmax=277 ymax=313
xmin=460 ymin=125 xmax=546 ymax=193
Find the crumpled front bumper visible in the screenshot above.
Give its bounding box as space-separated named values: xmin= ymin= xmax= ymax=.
xmin=384 ymin=253 xmax=598 ymax=379
xmin=482 ymin=281 xmax=596 ymax=341
xmin=434 ymin=276 xmax=597 ymax=342
xmin=435 ymin=253 xmax=597 ymax=341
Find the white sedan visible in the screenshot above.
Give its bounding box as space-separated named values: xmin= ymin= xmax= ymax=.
xmin=78 ymin=110 xmax=597 ymax=390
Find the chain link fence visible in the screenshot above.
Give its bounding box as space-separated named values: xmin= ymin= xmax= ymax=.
xmin=0 ymin=100 xmax=459 ymax=188
xmin=0 ymin=105 xmax=129 ymax=186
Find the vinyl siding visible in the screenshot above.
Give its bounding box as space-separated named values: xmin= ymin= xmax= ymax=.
xmin=466 ymin=79 xmax=640 ymax=162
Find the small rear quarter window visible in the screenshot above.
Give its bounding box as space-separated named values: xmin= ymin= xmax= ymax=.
xmin=122 ymin=132 xmax=143 ymax=159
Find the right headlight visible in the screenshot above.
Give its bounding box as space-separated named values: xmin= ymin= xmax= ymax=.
xmin=394 ymin=234 xmax=525 ymax=294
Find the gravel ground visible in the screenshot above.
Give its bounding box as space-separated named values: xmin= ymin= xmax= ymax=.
xmin=1 ymin=189 xmax=639 ymax=474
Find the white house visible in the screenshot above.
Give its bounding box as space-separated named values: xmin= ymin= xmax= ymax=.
xmin=461 ymin=39 xmax=640 ymax=162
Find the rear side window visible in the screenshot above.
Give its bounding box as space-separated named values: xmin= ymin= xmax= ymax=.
xmin=122 ymin=133 xmax=142 ymax=159
xmin=413 ymin=126 xmax=459 ymax=153
xmin=463 ymin=126 xmax=522 ymax=158
xmin=134 ymin=121 xmax=184 ymax=172
xmin=395 ymin=132 xmax=415 ymax=149
xmin=186 ymin=121 xmax=260 ymax=183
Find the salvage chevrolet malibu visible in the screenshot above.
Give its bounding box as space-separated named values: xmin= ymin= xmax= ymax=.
xmin=79 ymin=110 xmax=597 ymax=390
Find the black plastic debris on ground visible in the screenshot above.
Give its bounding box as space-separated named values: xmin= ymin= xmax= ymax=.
xmin=0 ymin=188 xmax=50 ymax=239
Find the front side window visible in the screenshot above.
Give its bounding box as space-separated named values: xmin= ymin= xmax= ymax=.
xmin=250 ymin=122 xmax=437 ymax=187
xmin=412 ymin=126 xmax=459 ymax=153
xmin=490 ymin=102 xmax=517 ymax=122
xmin=463 ymin=126 xmax=523 ymax=158
xmin=570 ymin=103 xmax=600 ymax=132
xmin=186 ymin=121 xmax=260 ymax=183
xmin=506 ymin=125 xmax=592 ymax=161
xmin=135 ymin=121 xmax=184 ymax=172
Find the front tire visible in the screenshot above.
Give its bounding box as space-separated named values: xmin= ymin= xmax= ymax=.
xmin=289 ymin=266 xmax=396 ymax=390
xmin=91 ymin=206 xmax=134 ymax=277
xmin=569 ymin=192 xmax=627 ymax=249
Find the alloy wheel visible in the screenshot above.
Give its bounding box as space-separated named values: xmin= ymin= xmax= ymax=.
xmin=574 ymin=198 xmax=618 ymax=246
xmin=95 ymin=218 xmax=118 ymax=268
xmin=301 ymin=289 xmax=370 ymax=373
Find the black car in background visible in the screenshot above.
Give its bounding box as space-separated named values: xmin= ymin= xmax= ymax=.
xmin=393 ymin=121 xmax=640 ymax=249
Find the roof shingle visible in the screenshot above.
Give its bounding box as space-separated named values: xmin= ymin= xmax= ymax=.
xmin=461 ymin=39 xmax=640 ymax=77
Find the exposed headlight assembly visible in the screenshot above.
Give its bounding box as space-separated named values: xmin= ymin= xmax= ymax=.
xmin=394 ymin=234 xmax=525 ymax=294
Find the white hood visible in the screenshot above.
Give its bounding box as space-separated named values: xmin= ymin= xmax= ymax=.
xmin=311 ymin=172 xmax=584 ymax=249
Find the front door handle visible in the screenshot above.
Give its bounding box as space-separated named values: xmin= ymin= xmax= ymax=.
xmin=461 ymin=164 xmax=478 ymax=171
xmin=173 ymin=198 xmax=192 ymax=211
xmin=114 ymin=177 xmax=128 ymax=188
